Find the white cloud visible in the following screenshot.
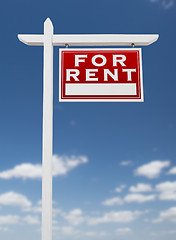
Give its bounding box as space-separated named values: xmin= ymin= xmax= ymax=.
xmin=60 ymin=226 xmax=81 ymax=236
xmin=87 ymin=210 xmax=142 ymax=225
xmin=134 ymin=160 xmax=170 ymax=179
xmin=153 ymin=207 xmax=176 ymax=223
xmin=0 ymin=154 xmax=88 ymax=180
xmin=102 ymin=189 xmax=155 ymax=206
xmin=102 ymin=197 xmax=123 ymax=206
xmin=23 ymin=206 xmax=42 ymax=213
xmin=156 ymin=181 xmax=176 ymax=201
xmin=23 ymin=202 xmax=62 ymax=220
xmin=0 ymin=163 xmax=42 ymax=180
xmin=0 ymin=227 xmax=8 ymax=232
xmin=151 ymin=230 xmax=176 ymax=236
xmin=62 ymin=209 xmax=85 ymax=226
xmin=84 ymin=231 xmax=108 ymax=237
xmin=70 ymin=120 xmax=76 ymax=126
xmin=150 ymin=0 xmax=174 ymax=9
xmin=129 ymin=183 xmax=153 ymax=192
xmin=0 ymin=214 xmax=41 ymax=226
xmin=23 ymin=215 xmax=40 ymax=224
xmin=0 ymin=192 xmax=32 ymax=208
xmin=120 ymin=161 xmax=133 ymax=166
xmin=115 ymin=184 xmax=126 ymax=193
xmin=168 ymin=167 xmax=176 ymax=175
xmin=52 ymin=155 xmax=88 ymax=176
xmin=167 ymin=230 xmax=176 ymax=235
xmin=84 ymin=231 xmax=97 ymax=237
xmin=53 ymin=208 xmax=63 ymax=217
xmin=0 ymin=215 xmax=20 ymax=224
xmin=55 ymin=226 xmax=108 ymax=237
xmin=115 ymin=227 xmax=132 ymax=235
xmin=124 ymin=193 xmax=156 ymax=203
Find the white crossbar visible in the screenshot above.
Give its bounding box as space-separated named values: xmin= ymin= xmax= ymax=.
xmin=18 ymin=34 xmax=159 ymax=46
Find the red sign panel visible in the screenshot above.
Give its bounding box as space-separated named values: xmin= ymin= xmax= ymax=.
xmin=59 ymin=48 xmax=143 ymax=102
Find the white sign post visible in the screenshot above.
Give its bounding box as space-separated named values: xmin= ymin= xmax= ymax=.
xmin=18 ymin=18 xmax=159 ymax=240
xmin=42 ymin=19 xmax=53 ymax=240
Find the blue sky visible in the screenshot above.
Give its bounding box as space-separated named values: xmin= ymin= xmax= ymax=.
xmin=0 ymin=0 xmax=176 ymax=239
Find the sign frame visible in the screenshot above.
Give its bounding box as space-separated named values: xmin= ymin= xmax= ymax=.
xmin=59 ymin=48 xmax=144 ymax=102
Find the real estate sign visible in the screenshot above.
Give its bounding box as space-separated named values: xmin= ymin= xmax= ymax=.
xmin=59 ymin=48 xmax=143 ymax=102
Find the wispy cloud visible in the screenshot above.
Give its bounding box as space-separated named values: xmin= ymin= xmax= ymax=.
xmin=0 ymin=154 xmax=88 ymax=180
xmin=70 ymin=120 xmax=76 ymax=126
xmin=134 ymin=160 xmax=170 ymax=179
xmin=120 ymin=160 xmax=133 ymax=166
xmin=0 ymin=214 xmax=40 ymax=225
xmin=115 ymin=184 xmax=126 ymax=193
xmin=84 ymin=231 xmax=108 ymax=237
xmin=0 ymin=227 xmax=8 ymax=232
xmin=129 ymin=183 xmax=153 ymax=192
xmin=87 ymin=210 xmax=143 ymax=225
xmin=102 ymin=180 xmax=176 ymax=206
xmin=124 ymin=193 xmax=156 ymax=203
xmin=102 ymin=193 xmax=156 ymax=206
xmin=58 ymin=208 xmax=144 ymax=226
xmin=55 ymin=226 xmax=108 ymax=237
xmin=150 ymin=0 xmax=174 ymax=9
xmin=102 ymin=197 xmax=123 ymax=206
xmin=0 ymin=215 xmax=20 ymax=224
xmin=62 ymin=209 xmax=85 ymax=226
xmin=151 ymin=230 xmax=176 ymax=236
xmin=23 ymin=215 xmax=40 ymax=225
xmin=115 ymin=227 xmax=132 ymax=235
xmin=58 ymin=226 xmax=80 ymax=236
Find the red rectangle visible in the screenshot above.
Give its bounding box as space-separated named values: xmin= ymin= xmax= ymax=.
xmin=59 ymin=48 xmax=143 ymax=102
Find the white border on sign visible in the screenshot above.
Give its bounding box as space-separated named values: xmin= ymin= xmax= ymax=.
xmin=59 ymin=48 xmax=144 ymax=102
